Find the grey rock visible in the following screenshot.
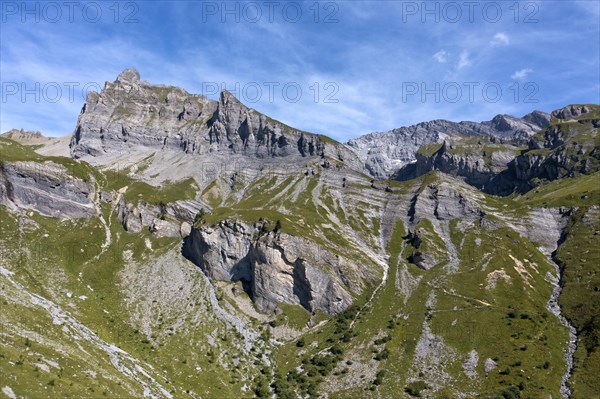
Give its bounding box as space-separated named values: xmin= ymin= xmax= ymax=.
xmin=180 ymin=221 xmax=192 ymax=237
xmin=116 ymin=195 xmax=208 ymax=238
xmin=117 ymin=198 xmax=186 ymax=237
xmin=166 ymin=200 xmax=206 ymax=224
xmin=484 ymin=358 xmax=497 ymax=373
xmin=463 ymin=350 xmax=479 ymax=379
xmin=509 ymin=116 xmax=599 ymax=187
xmin=100 ymin=191 xmax=113 ymax=203
xmin=395 ymin=138 xmax=520 ymax=194
xmin=410 ymin=182 xmax=482 ymax=224
xmin=117 ymin=200 xmax=143 ymax=233
xmin=149 ymin=219 xmax=180 ymax=238
xmin=403 ymin=179 xmax=482 ymax=270
xmin=69 ymin=69 xmax=362 ymax=173
xmin=182 ymin=219 xmax=355 ymax=315
xmin=523 ymin=110 xmax=552 ymax=127
xmin=0 ymin=161 xmax=95 ymax=218
xmin=480 ymin=217 xmax=502 ymax=231
xmin=551 ymin=104 xmax=593 ymax=120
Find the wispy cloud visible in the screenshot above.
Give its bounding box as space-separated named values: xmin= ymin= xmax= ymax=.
xmin=511 ymin=68 xmax=533 ymax=80
xmin=491 ymin=32 xmax=510 ymax=46
xmin=433 ymin=50 xmax=448 ymax=63
xmin=457 ymin=51 xmax=472 ymax=70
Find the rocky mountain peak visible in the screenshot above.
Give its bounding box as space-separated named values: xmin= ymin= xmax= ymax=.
xmin=68 ymin=69 xmax=362 ymax=173
xmin=522 ymin=110 xmax=551 ymax=127
xmin=490 ymin=114 xmax=522 ymax=131
xmin=116 ymin=67 xmax=141 ymax=84
xmin=219 ymin=89 xmax=240 ymax=105
xmin=1 ymin=128 xmax=44 ymax=141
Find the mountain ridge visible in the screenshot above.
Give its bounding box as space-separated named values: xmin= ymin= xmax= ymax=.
xmin=346 ymin=110 xmax=551 ymax=179
xmin=4 ymin=68 xmax=566 ymax=182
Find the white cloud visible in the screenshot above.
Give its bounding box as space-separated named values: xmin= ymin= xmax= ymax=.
xmin=457 ymin=51 xmax=472 ymax=70
xmin=433 ymin=50 xmax=448 ymax=63
xmin=511 ymin=68 xmax=533 ymax=80
xmin=491 ymin=32 xmax=510 ymax=46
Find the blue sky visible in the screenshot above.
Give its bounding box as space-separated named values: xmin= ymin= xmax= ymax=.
xmin=1 ymin=1 xmax=599 ymax=140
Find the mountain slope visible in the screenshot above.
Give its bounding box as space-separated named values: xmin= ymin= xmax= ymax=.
xmin=1 ymin=70 xmax=598 ymax=398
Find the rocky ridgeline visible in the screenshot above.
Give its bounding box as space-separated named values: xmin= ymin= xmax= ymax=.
xmin=394 ymin=104 xmax=600 ymax=195
xmin=515 ymin=106 xmax=600 ymax=181
xmin=1 ymin=68 xmax=597 ymax=332
xmin=182 ymin=219 xmax=370 ymax=315
xmin=69 ymin=68 xmax=361 ymax=170
xmin=347 ymin=111 xmax=550 ymax=178
xmin=1 ymin=129 xmax=45 ymax=142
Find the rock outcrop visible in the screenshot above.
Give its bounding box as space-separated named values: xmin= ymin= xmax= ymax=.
xmin=0 ymin=160 xmax=95 ymax=218
xmin=117 ymin=197 xmax=205 ymax=238
xmin=550 ymin=104 xmax=597 ymax=121
xmin=395 ymin=138 xmax=522 ymax=194
xmin=182 ymin=219 xmax=357 ymax=315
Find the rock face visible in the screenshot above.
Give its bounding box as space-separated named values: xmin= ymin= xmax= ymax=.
xmin=402 ymin=177 xmax=484 ymax=270
xmin=0 ymin=161 xmax=95 ymax=218
xmin=395 ymin=138 xmax=522 ymax=194
xmin=394 ymin=106 xmax=599 ymax=195
xmin=117 ymin=198 xmax=205 ymax=237
xmin=513 ymin=118 xmax=600 ymax=181
xmin=69 ymin=69 xmax=361 ymax=170
xmin=182 ymin=219 xmax=356 ymax=315
xmin=411 ymin=182 xmax=482 ymax=223
xmin=347 ymin=112 xmax=550 ymax=178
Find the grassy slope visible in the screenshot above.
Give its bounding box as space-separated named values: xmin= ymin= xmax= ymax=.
xmin=0 ymin=139 xmax=268 ymax=397
xmin=512 ymin=141 xmax=600 ymax=398
xmin=0 ymin=204 xmax=268 ymax=398
xmin=268 ymin=174 xmax=570 ymax=398
xmin=1 ymin=132 xmax=597 ymax=398
xmin=554 ymin=207 xmax=600 ymax=399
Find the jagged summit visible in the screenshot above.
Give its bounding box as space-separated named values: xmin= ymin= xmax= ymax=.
xmin=69 ymin=69 xmax=360 ymax=176
xmin=5 ymin=68 xmax=596 ymax=187
xmin=116 ymin=67 xmax=141 ymax=83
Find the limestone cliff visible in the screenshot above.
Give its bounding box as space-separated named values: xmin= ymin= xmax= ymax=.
xmin=182 ymin=219 xmax=360 ymax=315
